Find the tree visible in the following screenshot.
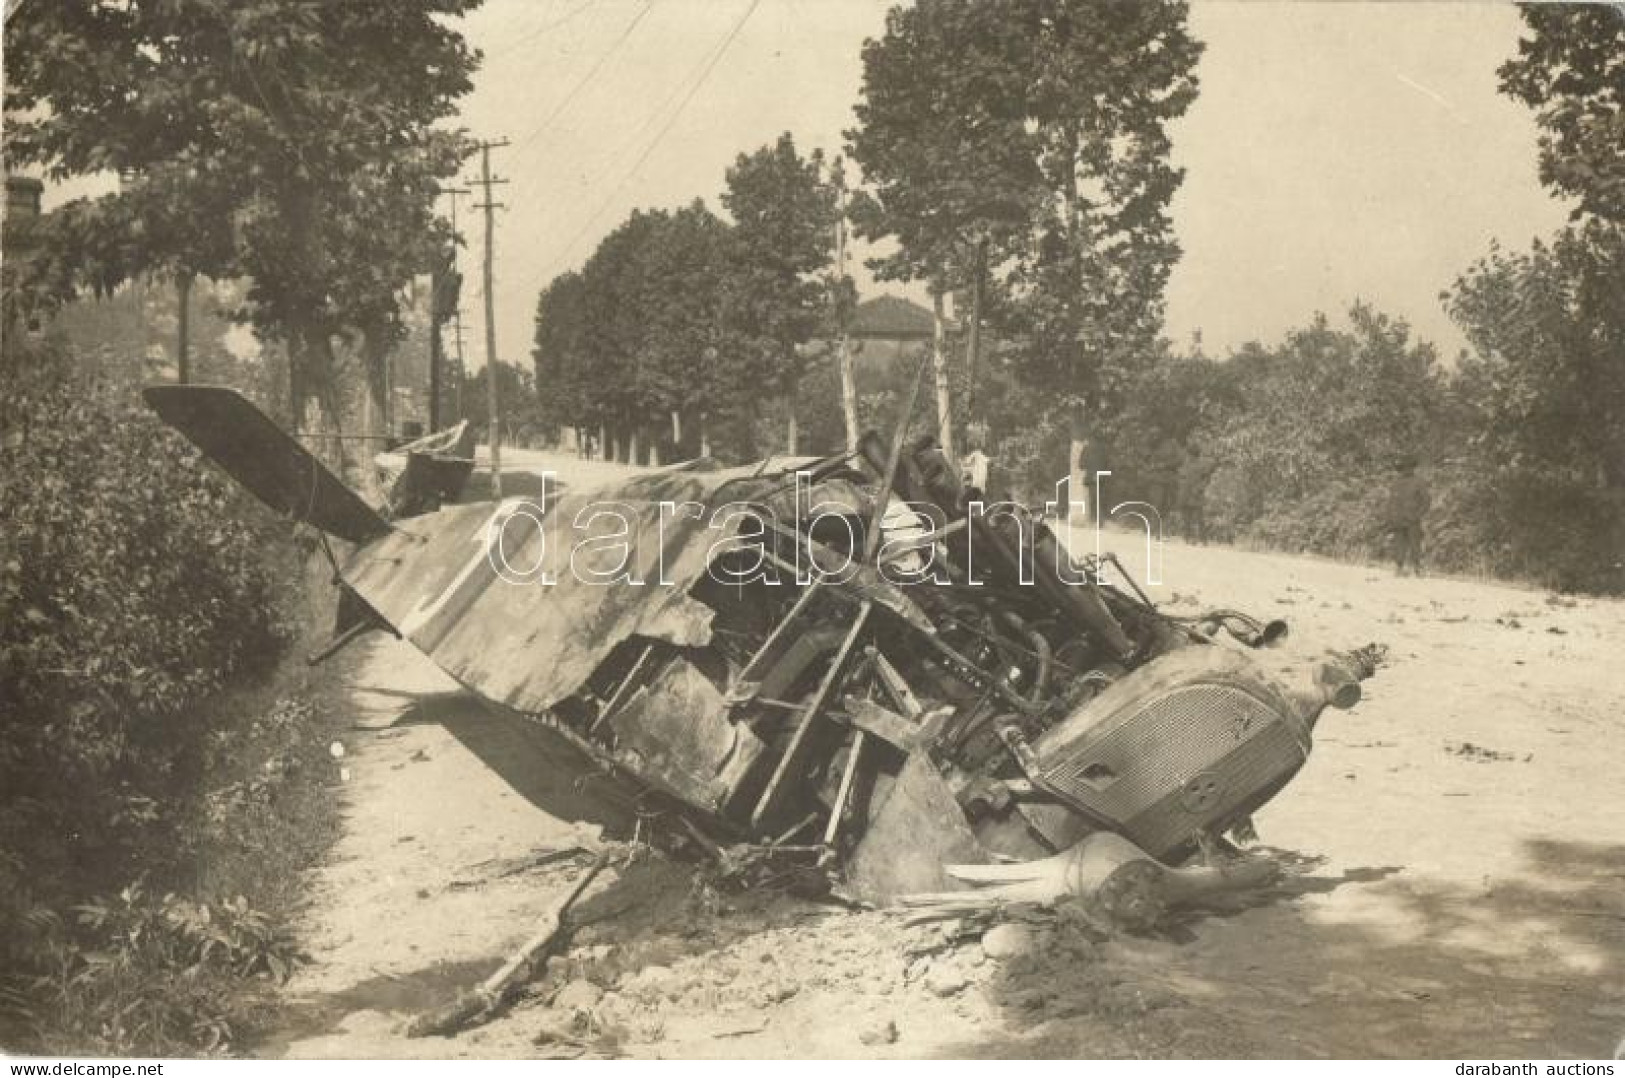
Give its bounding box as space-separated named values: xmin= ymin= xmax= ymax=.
xmin=635 ymin=200 xmax=741 ymax=458
xmin=4 ymin=0 xmax=480 ymax=467
xmin=847 ymin=0 xmax=1202 ymax=491
xmin=534 ymin=202 xmax=749 ymax=462
xmin=1445 ymin=229 xmax=1625 ymax=590
xmin=533 ymin=271 xmax=594 ymax=445
xmin=579 ymin=208 xmax=666 ymax=462
xmin=465 ymin=359 xmax=541 ymax=446
xmin=721 ymin=133 xmax=839 ymax=455
xmin=1432 ymin=3 xmax=1625 ymax=592
xmin=847 ymin=0 xmax=1046 ymax=456
xmin=1498 ymin=4 xmax=1625 ymax=227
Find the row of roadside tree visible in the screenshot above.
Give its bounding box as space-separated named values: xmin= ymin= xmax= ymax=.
xmin=532 ymin=1 xmax=1623 ymax=593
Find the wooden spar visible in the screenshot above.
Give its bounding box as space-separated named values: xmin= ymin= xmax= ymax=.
xmin=750 ymin=600 xmax=873 ymax=830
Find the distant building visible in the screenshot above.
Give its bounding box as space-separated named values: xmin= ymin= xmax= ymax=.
xmin=824 ymin=293 xmax=949 ymax=376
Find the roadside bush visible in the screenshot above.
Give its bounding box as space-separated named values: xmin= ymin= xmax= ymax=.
xmin=15 ymin=884 xmax=301 ymax=1056
xmin=1 ymin=347 xmax=306 ymax=1047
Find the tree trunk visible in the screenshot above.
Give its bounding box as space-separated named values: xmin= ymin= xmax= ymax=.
xmin=598 ymin=423 xmax=608 ymax=462
xmin=785 ymin=371 xmax=799 ymax=457
xmin=312 ymin=334 xmax=358 ymax=485
xmin=288 ymin=321 xmax=356 ymax=485
xmin=966 ymin=238 xmax=985 ymax=420
xmin=699 ymin=413 xmax=711 ymax=459
xmin=1069 ymin=401 xmax=1089 ymax=525
xmin=629 ymin=427 xmax=640 ymax=466
xmin=931 ymin=290 xmax=955 ymax=464
xmin=175 ymin=272 xmax=193 ymax=384
xmin=357 ymin=326 xmax=392 ymax=502
xmin=838 ymin=333 xmax=859 ymax=453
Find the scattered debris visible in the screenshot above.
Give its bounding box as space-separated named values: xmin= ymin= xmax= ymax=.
xmin=713 ymin=1017 xmax=770 ymax=1039
xmin=900 ymin=832 xmax=1280 ymax=934
xmin=408 ymin=849 xmax=611 ymax=1037
xmin=1445 ymin=742 xmax=1519 ymax=763
xmin=449 ymin=845 xmax=592 ymax=890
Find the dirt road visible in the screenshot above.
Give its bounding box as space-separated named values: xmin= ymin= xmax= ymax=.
xmin=265 ymin=468 xmax=1625 ymax=1059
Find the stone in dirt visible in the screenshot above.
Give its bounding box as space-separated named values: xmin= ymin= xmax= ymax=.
xmin=981 ymin=922 xmax=1039 ymax=961
xmin=859 ymin=1017 xmax=899 ymax=1046
xmin=926 ymin=965 xmax=969 ymax=997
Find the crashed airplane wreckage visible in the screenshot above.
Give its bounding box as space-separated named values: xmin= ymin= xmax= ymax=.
xmin=145 ymin=384 xmax=1376 ymax=907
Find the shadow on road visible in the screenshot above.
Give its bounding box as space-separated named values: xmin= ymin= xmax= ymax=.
xmin=946 ymin=837 xmax=1625 ymax=1058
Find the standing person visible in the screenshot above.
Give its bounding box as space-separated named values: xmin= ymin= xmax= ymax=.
xmin=1384 ymin=457 xmax=1430 ymax=576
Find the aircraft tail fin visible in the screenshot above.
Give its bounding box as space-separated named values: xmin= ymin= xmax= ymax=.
xmin=143 ymin=385 xmax=391 ymax=544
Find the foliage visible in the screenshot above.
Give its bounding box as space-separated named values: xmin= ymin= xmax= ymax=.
xmin=846 ymin=0 xmax=1040 ymax=290
xmin=721 ymin=133 xmax=841 ymax=450
xmin=12 ymin=884 xmax=300 ymax=1055
xmin=462 ymin=359 xmax=548 ymax=444
xmin=0 ymin=339 xmax=309 ymax=1049
xmin=533 ymin=175 xmax=839 ymax=462
xmin=1443 ymin=225 xmax=1625 ymax=592
xmin=3 ymin=0 xmax=481 ymax=436
xmin=847 ymin=0 xmax=1204 ymax=442
xmin=1498 ymin=4 xmax=1625 ymax=227
xmin=1086 ymin=306 xmax=1448 ymax=564
xmin=534 ymin=204 xmax=738 ymax=457
xmin=1416 ymin=4 xmax=1625 ymax=593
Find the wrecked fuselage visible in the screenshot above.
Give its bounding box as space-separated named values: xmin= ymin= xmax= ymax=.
xmin=336 ymin=440 xmax=1373 ymax=901
xmin=144 ymin=386 xmax=1375 ymax=903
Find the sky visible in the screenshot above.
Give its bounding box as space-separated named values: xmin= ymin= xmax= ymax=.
xmin=26 ymin=0 xmax=1577 ymax=371
xmin=447 ymin=0 xmax=1573 ymax=374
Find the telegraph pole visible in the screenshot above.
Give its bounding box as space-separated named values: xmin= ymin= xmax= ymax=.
xmin=468 ymin=139 xmax=510 ymax=498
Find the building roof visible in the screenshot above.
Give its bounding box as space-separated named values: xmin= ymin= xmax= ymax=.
xmin=846 ymin=294 xmax=936 ymax=341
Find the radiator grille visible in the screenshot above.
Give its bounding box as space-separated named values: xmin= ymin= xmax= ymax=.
xmin=1039 ymin=683 xmax=1309 ymax=857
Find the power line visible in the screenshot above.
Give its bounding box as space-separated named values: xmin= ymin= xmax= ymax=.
xmin=519 ymin=0 xmax=760 ymax=296
xmin=487 ymin=0 xmax=602 ymax=62
xmin=512 ymin=0 xmax=656 ymax=155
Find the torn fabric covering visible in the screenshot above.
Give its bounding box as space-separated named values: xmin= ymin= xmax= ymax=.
xmin=340 ymin=462 xmax=760 ymax=714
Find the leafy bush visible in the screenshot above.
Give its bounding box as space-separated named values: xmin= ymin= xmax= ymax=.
xmin=12 ymin=884 xmax=301 ymax=1056
xmin=1 ymin=347 xmax=307 ymax=1049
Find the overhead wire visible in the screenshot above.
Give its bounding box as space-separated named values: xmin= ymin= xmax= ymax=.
xmin=511 ymin=0 xmax=656 ymax=155
xmin=485 ymin=0 xmax=602 ymax=62
xmin=518 ymin=0 xmax=761 ymax=296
